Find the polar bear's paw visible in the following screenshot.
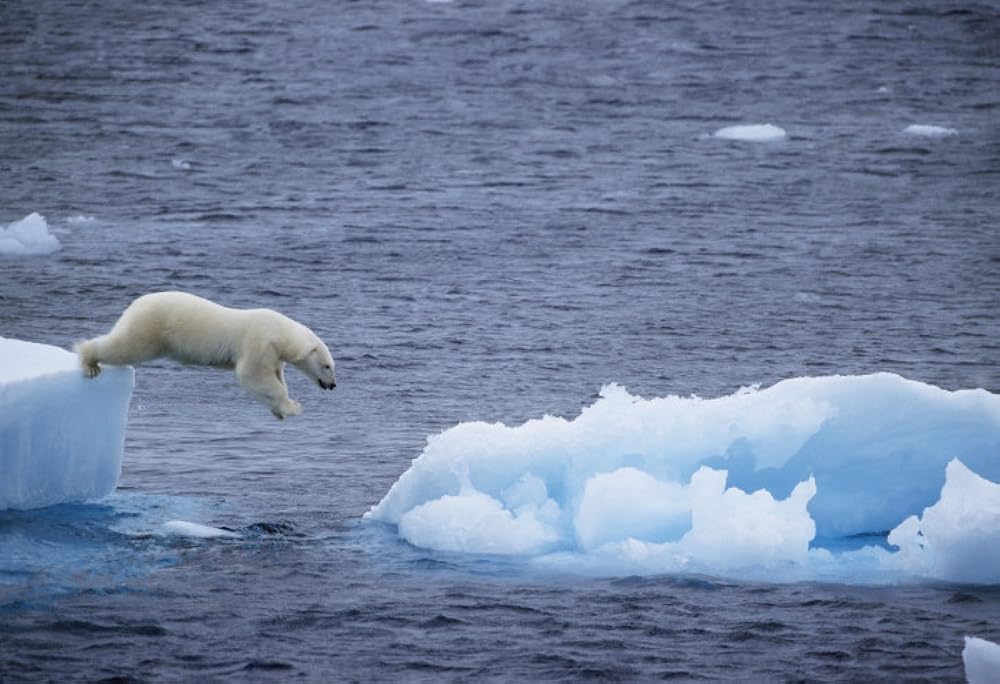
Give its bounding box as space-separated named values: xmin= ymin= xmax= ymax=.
xmin=82 ymin=363 xmax=102 ymax=379
xmin=272 ymin=398 xmax=302 ymax=420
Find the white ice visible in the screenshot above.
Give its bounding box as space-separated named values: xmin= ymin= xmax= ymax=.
xmin=964 ymin=637 xmax=1000 ymax=684
xmin=162 ymin=520 xmax=240 ymax=539
xmin=0 ymin=212 xmax=61 ymax=256
xmin=367 ymin=374 xmax=1000 ymax=582
xmin=713 ymin=123 xmax=787 ymax=142
xmin=1 ymin=337 xmax=134 ymax=510
xmin=903 ymin=124 xmax=958 ymax=137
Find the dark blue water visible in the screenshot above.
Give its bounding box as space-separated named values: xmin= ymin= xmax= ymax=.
xmin=2 ymin=0 xmax=999 ymax=680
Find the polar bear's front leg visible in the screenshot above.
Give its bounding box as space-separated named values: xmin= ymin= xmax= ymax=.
xmin=235 ymin=358 xmax=302 ymax=420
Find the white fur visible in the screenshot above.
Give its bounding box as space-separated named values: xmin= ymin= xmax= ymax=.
xmin=77 ymin=292 xmax=336 ymax=419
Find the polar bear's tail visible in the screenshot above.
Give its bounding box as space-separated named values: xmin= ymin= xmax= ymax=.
xmin=75 ymin=337 xmax=102 ymax=378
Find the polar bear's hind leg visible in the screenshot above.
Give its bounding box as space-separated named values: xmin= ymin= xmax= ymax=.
xmin=76 ymin=338 xmax=103 ymax=378
xmin=77 ymin=328 xmax=162 ymax=378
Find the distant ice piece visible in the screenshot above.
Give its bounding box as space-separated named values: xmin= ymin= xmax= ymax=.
xmin=367 ymin=374 xmax=1000 ymax=580
xmin=0 ymin=337 xmax=134 ymax=510
xmin=964 ymin=637 xmax=1000 ymax=684
xmin=0 ymin=212 xmax=61 ymax=256
xmin=162 ymin=520 xmax=240 ymax=539
xmin=713 ymin=123 xmax=787 ymax=142
xmin=903 ymin=124 xmax=957 ymax=137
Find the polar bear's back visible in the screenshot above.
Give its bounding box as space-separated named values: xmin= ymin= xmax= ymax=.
xmin=114 ymin=291 xmax=275 ymax=368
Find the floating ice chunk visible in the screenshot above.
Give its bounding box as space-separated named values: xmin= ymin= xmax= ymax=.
xmin=171 ymin=158 xmax=191 ymax=170
xmin=66 ymin=215 xmax=96 ymax=225
xmin=544 ymin=467 xmax=818 ymax=577
xmin=903 ymin=124 xmax=957 ymax=137
xmin=680 ymin=467 xmax=816 ymax=570
xmin=713 ymin=123 xmax=787 ymax=142
xmin=888 ymin=459 xmax=1000 ymax=584
xmin=1 ymin=337 xmax=134 ymax=510
xmin=398 ymin=488 xmax=560 ymax=555
xmin=162 ymin=520 xmax=240 ymax=539
xmin=0 ymin=212 xmax=61 ymax=256
xmin=964 ymin=637 xmax=1000 ymax=684
xmin=575 ymin=467 xmax=690 ymax=550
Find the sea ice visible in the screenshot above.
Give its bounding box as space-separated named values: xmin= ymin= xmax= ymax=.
xmin=963 ymin=637 xmax=1000 ymax=684
xmin=0 ymin=337 xmax=134 ymax=510
xmin=903 ymin=124 xmax=957 ymax=137
xmin=367 ymin=374 xmax=1000 ymax=581
xmin=713 ymin=123 xmax=787 ymax=142
xmin=0 ymin=212 xmax=61 ymax=256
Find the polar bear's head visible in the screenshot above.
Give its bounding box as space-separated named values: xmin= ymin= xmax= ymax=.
xmin=297 ymin=340 xmax=337 ymax=390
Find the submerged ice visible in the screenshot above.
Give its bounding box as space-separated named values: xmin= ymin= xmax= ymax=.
xmin=1 ymin=337 xmax=134 ymax=510
xmin=367 ymin=374 xmax=1000 ymax=582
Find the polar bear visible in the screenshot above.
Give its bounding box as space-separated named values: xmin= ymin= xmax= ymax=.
xmin=77 ymin=291 xmax=336 ymax=419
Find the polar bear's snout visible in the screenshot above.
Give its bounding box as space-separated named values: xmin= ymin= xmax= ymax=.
xmin=300 ymin=344 xmax=337 ymax=391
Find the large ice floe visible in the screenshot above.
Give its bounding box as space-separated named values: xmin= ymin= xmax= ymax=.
xmin=367 ymin=374 xmax=1000 ymax=583
xmin=0 ymin=212 xmax=61 ymax=256
xmin=1 ymin=337 xmax=134 ymax=510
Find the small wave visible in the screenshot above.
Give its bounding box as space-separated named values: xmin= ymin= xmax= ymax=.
xmin=161 ymin=520 xmax=240 ymax=539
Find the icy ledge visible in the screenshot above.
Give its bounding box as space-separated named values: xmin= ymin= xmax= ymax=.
xmin=1 ymin=337 xmax=134 ymax=510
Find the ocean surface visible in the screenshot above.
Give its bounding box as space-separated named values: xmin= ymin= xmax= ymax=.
xmin=2 ymin=0 xmax=999 ymax=681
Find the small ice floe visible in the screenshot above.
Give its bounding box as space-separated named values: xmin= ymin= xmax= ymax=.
xmin=903 ymin=124 xmax=957 ymax=137
xmin=0 ymin=212 xmax=61 ymax=256
xmin=171 ymin=158 xmax=192 ymax=170
xmin=162 ymin=520 xmax=240 ymax=539
xmin=65 ymin=215 xmax=96 ymax=225
xmin=963 ymin=637 xmax=1000 ymax=684
xmin=712 ymin=123 xmax=787 ymax=142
